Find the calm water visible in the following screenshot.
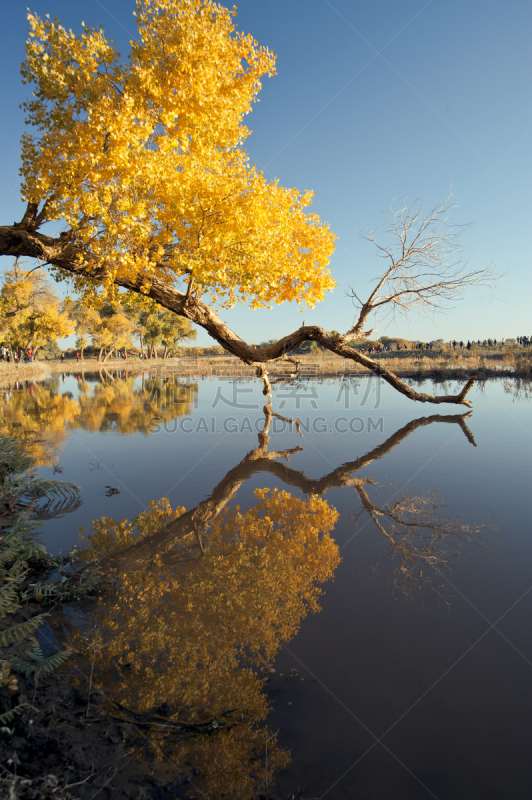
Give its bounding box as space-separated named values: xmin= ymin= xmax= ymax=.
xmin=3 ymin=369 xmax=531 ymax=799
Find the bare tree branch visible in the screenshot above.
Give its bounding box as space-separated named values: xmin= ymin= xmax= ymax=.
xmin=345 ymin=192 xmax=496 ymax=339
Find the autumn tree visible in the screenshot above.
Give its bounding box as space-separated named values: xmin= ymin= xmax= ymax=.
xmin=0 ymin=263 xmax=73 ymax=356
xmin=135 ymin=304 xmax=196 ymax=358
xmin=159 ymin=309 xmax=197 ymax=357
xmin=82 ymin=303 xmax=134 ymax=361
xmin=0 ymin=0 xmax=493 ymax=406
xmin=62 ymin=298 xmax=101 ymax=359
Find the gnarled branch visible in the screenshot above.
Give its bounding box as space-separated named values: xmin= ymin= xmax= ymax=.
xmin=0 ymin=199 xmax=482 ymax=407
xmin=98 ymin=409 xmax=476 ymax=574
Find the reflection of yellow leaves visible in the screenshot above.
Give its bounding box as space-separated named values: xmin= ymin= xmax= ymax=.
xmin=0 ymin=376 xmax=198 ymax=464
xmin=76 ymin=497 xmax=186 ymax=563
xmin=0 ymin=381 xmax=79 ymax=466
xmin=76 ymin=377 xmax=196 ymax=434
xmin=73 ymin=489 xmax=340 ymax=798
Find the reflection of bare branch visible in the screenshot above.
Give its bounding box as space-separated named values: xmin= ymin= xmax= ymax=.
xmin=100 ymin=411 xmax=477 ymax=575
xmin=269 ymin=409 xmax=302 ymax=437
xmin=353 ymin=481 xmax=491 ymax=597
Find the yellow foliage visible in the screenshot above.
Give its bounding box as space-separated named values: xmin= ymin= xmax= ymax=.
xmin=90 ymin=309 xmax=134 ymax=352
xmin=21 ymin=1 xmax=337 ymax=309
xmin=0 ymin=380 xmax=79 ymax=467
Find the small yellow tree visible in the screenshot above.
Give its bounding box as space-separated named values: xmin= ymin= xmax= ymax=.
xmin=62 ymin=299 xmax=101 ymax=359
xmin=85 ymin=304 xmax=135 ymax=361
xmin=0 ymin=264 xmax=73 ymax=356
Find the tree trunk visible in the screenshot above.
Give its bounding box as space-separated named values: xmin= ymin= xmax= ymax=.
xmin=103 ymin=348 xmax=114 ymax=363
xmin=0 ymin=214 xmax=476 ymax=407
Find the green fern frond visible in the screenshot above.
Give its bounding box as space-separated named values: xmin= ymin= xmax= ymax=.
xmin=27 ymin=642 xmax=44 ymax=663
xmin=1 ymin=514 xmax=35 ymax=543
xmin=10 ymin=646 xmax=72 ymax=676
xmin=39 ymin=649 xmax=72 ymax=673
xmin=21 ymin=582 xmax=59 ymax=602
xmin=31 ymin=495 xmax=84 ymax=523
xmin=21 ymin=568 xmax=100 ymax=604
xmin=0 ymin=613 xmax=48 ymax=647
xmin=0 ymin=583 xmax=22 ymax=619
xmin=8 ymin=655 xmax=34 ymax=675
xmin=0 ymin=703 xmax=27 ymax=726
xmin=0 ymin=436 xmax=33 ymax=474
xmin=23 ymin=478 xmax=81 ymax=501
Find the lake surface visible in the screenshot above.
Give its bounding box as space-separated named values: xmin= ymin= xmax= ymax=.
xmin=2 ymin=369 xmax=531 ymax=799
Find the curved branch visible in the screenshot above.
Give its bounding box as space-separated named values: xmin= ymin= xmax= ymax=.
xmin=0 ymin=213 xmax=475 ymax=407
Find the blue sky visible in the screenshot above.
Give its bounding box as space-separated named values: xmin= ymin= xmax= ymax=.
xmin=1 ymin=0 xmax=530 ymax=348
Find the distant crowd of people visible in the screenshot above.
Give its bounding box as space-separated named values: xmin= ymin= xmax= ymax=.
xmin=450 ymin=338 xmax=530 ymax=350
xmin=0 ymin=346 xmax=34 ymax=362
xmin=359 ymin=337 xmax=532 ymax=355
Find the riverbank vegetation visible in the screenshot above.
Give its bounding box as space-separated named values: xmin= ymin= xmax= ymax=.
xmin=0 ymin=348 xmax=529 ymax=389
xmin=0 ymin=263 xmax=196 ymax=362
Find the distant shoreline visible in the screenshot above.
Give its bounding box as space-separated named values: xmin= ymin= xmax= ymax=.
xmin=0 ymin=349 xmax=530 ymax=387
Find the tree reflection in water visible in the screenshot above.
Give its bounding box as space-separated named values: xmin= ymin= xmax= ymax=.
xmin=503 ymin=377 xmax=532 ymax=401
xmin=67 ymin=405 xmax=490 ymax=798
xmin=353 ymin=480 xmax=490 ymax=598
xmin=74 ymin=489 xmax=338 ymax=797
xmin=0 ymin=372 xmax=197 ymax=466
